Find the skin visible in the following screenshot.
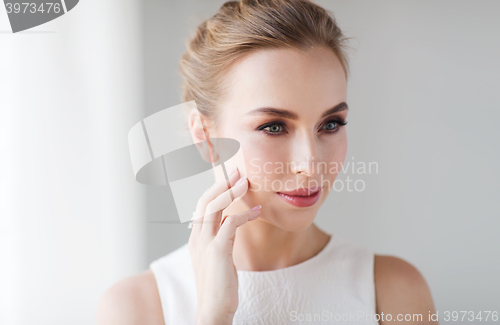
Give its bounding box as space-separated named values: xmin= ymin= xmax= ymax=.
xmin=97 ymin=46 xmax=438 ymax=324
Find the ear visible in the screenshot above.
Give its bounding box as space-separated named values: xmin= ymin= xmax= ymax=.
xmin=188 ymin=109 xmax=208 ymax=144
xmin=188 ymin=109 xmax=219 ymax=164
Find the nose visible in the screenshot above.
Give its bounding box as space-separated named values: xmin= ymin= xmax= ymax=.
xmin=289 ymin=130 xmax=317 ymax=176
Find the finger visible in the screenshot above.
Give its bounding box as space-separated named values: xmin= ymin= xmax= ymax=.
xmin=215 ymin=206 xmax=261 ymax=245
xmin=204 ymin=175 xmax=248 ymax=216
xmin=191 ymin=166 xmax=240 ymax=233
xmin=202 ymin=175 xmax=248 ymax=235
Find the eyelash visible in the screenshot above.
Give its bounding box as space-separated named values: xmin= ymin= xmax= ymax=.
xmin=257 ymin=119 xmax=348 ymax=136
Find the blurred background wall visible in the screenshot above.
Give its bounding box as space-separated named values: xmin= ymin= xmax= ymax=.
xmin=1 ymin=0 xmax=499 ymax=324
xmin=0 ymin=0 xmax=146 ymax=324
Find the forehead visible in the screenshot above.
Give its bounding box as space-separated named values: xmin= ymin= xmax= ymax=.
xmin=220 ymin=46 xmax=347 ymax=118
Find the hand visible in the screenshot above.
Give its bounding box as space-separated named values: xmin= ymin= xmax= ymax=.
xmin=188 ymin=166 xmax=261 ymax=325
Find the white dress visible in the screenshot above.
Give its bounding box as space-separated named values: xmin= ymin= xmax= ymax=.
xmin=149 ymin=233 xmax=379 ymax=325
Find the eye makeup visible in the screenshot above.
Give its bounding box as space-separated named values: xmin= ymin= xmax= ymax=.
xmin=256 ymin=117 xmax=348 ymax=137
xmin=256 ymin=120 xmax=288 ymax=136
xmin=318 ymin=117 xmax=348 ymax=134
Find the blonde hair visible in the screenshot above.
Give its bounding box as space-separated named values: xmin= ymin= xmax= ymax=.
xmin=180 ymin=0 xmax=353 ymax=133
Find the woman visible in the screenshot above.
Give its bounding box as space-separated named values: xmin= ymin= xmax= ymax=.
xmin=98 ymin=0 xmax=437 ymax=324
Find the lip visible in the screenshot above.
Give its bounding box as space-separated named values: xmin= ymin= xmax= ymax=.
xmin=276 ymin=186 xmax=322 ymax=207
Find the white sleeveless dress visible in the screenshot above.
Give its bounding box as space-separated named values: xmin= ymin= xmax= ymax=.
xmin=149 ymin=233 xmax=379 ymax=325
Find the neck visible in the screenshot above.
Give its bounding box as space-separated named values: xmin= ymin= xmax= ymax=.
xmin=232 ymin=218 xmax=331 ymax=272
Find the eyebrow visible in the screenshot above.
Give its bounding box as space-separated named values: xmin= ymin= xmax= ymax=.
xmin=246 ymin=102 xmax=348 ymax=120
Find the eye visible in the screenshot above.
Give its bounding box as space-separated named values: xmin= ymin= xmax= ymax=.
xmin=266 ymin=124 xmax=283 ymax=133
xmin=257 ymin=121 xmax=287 ymax=136
xmin=323 ymin=121 xmax=337 ymax=131
xmin=320 ymin=119 xmax=348 ymax=133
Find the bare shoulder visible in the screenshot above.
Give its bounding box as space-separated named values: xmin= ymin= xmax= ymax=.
xmin=374 ymin=255 xmax=438 ymax=324
xmin=97 ymin=269 xmax=164 ymax=325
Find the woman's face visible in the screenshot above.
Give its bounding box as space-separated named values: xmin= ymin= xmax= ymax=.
xmin=214 ymin=46 xmax=348 ymax=231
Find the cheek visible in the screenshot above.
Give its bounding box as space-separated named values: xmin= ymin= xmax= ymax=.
xmin=320 ymin=134 xmax=348 ymax=183
xmin=325 ymin=135 xmax=347 ymax=164
xmin=243 ymin=141 xmax=284 ymax=189
xmin=217 ymin=130 xmax=283 ymax=192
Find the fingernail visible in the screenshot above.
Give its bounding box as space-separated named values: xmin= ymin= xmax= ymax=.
xmin=251 ymin=205 xmax=261 ymax=211
xmin=228 ymin=165 xmax=237 ymax=176
xmin=235 ymin=176 xmax=247 ymax=186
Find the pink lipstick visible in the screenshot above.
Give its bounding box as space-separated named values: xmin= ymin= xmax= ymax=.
xmin=276 ymin=186 xmax=322 ymax=207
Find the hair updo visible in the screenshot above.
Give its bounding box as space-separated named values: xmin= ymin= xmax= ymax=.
xmin=179 ymin=0 xmax=353 ymax=133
